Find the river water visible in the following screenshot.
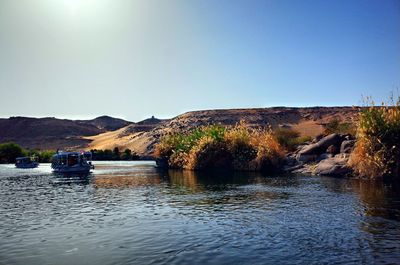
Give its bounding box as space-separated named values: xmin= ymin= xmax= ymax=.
xmin=0 ymin=161 xmax=399 ymax=265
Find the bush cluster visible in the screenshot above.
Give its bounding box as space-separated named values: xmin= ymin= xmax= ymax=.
xmin=274 ymin=128 xmax=312 ymax=151
xmin=90 ymin=147 xmax=140 ymax=161
xmin=324 ymin=118 xmax=356 ymax=136
xmin=0 ymin=142 xmax=55 ymax=163
xmin=349 ymin=96 xmax=400 ymax=178
xmin=155 ymin=122 xmax=284 ymax=172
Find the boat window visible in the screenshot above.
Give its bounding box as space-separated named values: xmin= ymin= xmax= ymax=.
xmin=60 ymin=155 xmax=67 ymax=165
xmin=67 ymin=154 xmax=79 ymax=166
xmin=16 ymin=158 xmax=31 ymax=164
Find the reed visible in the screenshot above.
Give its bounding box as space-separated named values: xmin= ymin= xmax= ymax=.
xmin=349 ymin=96 xmax=400 ymax=178
xmin=155 ymin=122 xmax=284 ymax=172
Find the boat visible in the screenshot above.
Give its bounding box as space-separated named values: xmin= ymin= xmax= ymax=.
xmin=51 ymin=151 xmax=94 ymax=174
xmin=15 ymin=156 xmax=39 ymax=169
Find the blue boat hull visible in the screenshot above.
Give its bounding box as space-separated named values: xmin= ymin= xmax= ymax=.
xmin=15 ymin=163 xmax=39 ymax=169
xmin=52 ymin=164 xmax=93 ymax=174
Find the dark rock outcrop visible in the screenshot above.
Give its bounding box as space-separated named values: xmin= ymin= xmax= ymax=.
xmin=296 ymin=133 xmax=343 ymax=162
xmin=286 ymin=133 xmax=355 ymax=177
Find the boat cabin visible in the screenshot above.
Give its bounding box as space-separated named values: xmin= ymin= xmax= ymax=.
xmin=51 ymin=151 xmax=94 ymax=174
xmin=15 ymin=156 xmax=39 ymax=169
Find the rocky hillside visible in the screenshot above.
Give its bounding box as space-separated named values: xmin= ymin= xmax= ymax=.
xmin=86 ymin=107 xmax=360 ymax=156
xmin=0 ymin=116 xmax=131 ymax=150
xmin=1 ymin=107 xmax=360 ymax=154
xmin=78 ymin=116 xmax=132 ymax=131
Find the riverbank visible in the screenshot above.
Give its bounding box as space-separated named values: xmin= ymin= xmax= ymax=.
xmin=155 ymin=132 xmax=355 ymax=177
xmin=155 ymin=98 xmax=400 ymax=179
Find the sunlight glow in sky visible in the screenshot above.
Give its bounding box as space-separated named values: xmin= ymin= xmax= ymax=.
xmin=0 ymin=0 xmax=399 ymax=121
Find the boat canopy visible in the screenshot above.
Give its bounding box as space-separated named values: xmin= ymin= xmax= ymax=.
xmin=16 ymin=157 xmax=31 ymax=163
xmin=52 ymin=151 xmax=92 ymax=167
xmin=51 ymin=151 xmax=93 ymax=173
xmin=16 ymin=156 xmax=37 ymax=163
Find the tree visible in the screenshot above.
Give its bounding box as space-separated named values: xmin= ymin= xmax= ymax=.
xmin=103 ymin=149 xmax=113 ymax=160
xmin=131 ymin=150 xmax=140 ymax=160
xmin=122 ymin=149 xmax=132 ymax=160
xmin=0 ymin=142 xmax=26 ymax=163
xmin=112 ymin=147 xmax=120 ymax=160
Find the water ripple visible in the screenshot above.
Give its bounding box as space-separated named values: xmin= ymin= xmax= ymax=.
xmin=0 ymin=162 xmax=399 ymax=265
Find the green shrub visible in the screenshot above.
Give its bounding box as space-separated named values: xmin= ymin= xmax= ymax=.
xmin=274 ymin=128 xmax=311 ymax=151
xmin=155 ymin=125 xmax=225 ymax=158
xmin=155 ymin=122 xmax=284 ymax=172
xmin=27 ymin=150 xmax=56 ymax=163
xmin=120 ymin=149 xmax=139 ymax=160
xmin=324 ymin=118 xmax=356 ymax=136
xmin=186 ymin=136 xmax=233 ymax=170
xmin=91 ymin=148 xmax=139 ymax=160
xmin=0 ymin=142 xmax=26 ymax=163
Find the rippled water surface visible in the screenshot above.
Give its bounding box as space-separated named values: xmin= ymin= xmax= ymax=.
xmin=1 ymin=161 xmax=400 ymax=265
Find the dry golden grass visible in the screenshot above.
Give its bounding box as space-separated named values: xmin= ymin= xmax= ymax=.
xmin=349 ymin=96 xmax=400 ymax=178
xmin=155 ymin=122 xmax=285 ymax=172
xmin=250 ymin=128 xmax=285 ymax=171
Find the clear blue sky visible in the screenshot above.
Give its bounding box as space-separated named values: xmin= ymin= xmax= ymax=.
xmin=0 ymin=0 xmax=399 ymax=121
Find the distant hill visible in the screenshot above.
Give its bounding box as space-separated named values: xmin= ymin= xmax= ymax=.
xmin=0 ymin=108 xmax=360 ymax=154
xmin=86 ymin=107 xmax=360 ymax=156
xmin=0 ymin=116 xmax=132 ymax=150
xmin=84 ymin=116 xmax=169 ymax=153
xmin=79 ymin=115 xmax=132 ymax=131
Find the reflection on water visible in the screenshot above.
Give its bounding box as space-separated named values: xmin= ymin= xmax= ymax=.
xmin=0 ymin=161 xmax=400 ymax=265
xmin=51 ymin=173 xmax=92 ymax=185
xmin=351 ymin=179 xmax=400 ymax=221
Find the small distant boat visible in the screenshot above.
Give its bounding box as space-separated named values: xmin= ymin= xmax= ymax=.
xmin=51 ymin=151 xmax=94 ymax=174
xmin=15 ymin=156 xmax=39 ymax=169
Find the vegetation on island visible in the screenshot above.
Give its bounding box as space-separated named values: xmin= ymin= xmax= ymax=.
xmin=155 ymin=122 xmax=285 ymax=172
xmin=90 ymin=147 xmax=140 ymax=161
xmin=0 ymin=143 xmax=140 ymax=163
xmin=155 ymin=95 xmax=400 ymax=180
xmin=349 ymin=96 xmax=400 ymax=178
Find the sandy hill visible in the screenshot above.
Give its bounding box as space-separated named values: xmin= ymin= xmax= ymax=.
xmin=1 ymin=108 xmax=359 ymax=154
xmin=0 ymin=116 xmax=131 ymax=150
xmin=86 ymin=107 xmax=359 ymax=156
xmin=85 ymin=117 xmax=169 ymax=155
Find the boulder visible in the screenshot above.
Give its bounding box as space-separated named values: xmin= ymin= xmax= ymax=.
xmin=283 ymin=164 xmax=304 ymax=172
xmin=312 ymin=134 xmax=324 ymax=143
xmin=283 ymin=155 xmax=297 ymax=167
xmin=326 ymin=144 xmax=338 ymax=155
xmin=297 ymin=133 xmax=343 ymax=162
xmin=314 ymin=154 xmax=351 ymax=176
xmin=297 ymin=153 xmax=318 ymax=163
xmin=292 ymin=165 xmax=313 ymax=174
xmin=340 ymin=140 xmax=356 ymax=154
xmin=317 ymin=153 xmax=333 ymax=161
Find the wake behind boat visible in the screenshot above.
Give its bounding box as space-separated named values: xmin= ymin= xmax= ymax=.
xmin=51 ymin=151 xmax=94 ymax=174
